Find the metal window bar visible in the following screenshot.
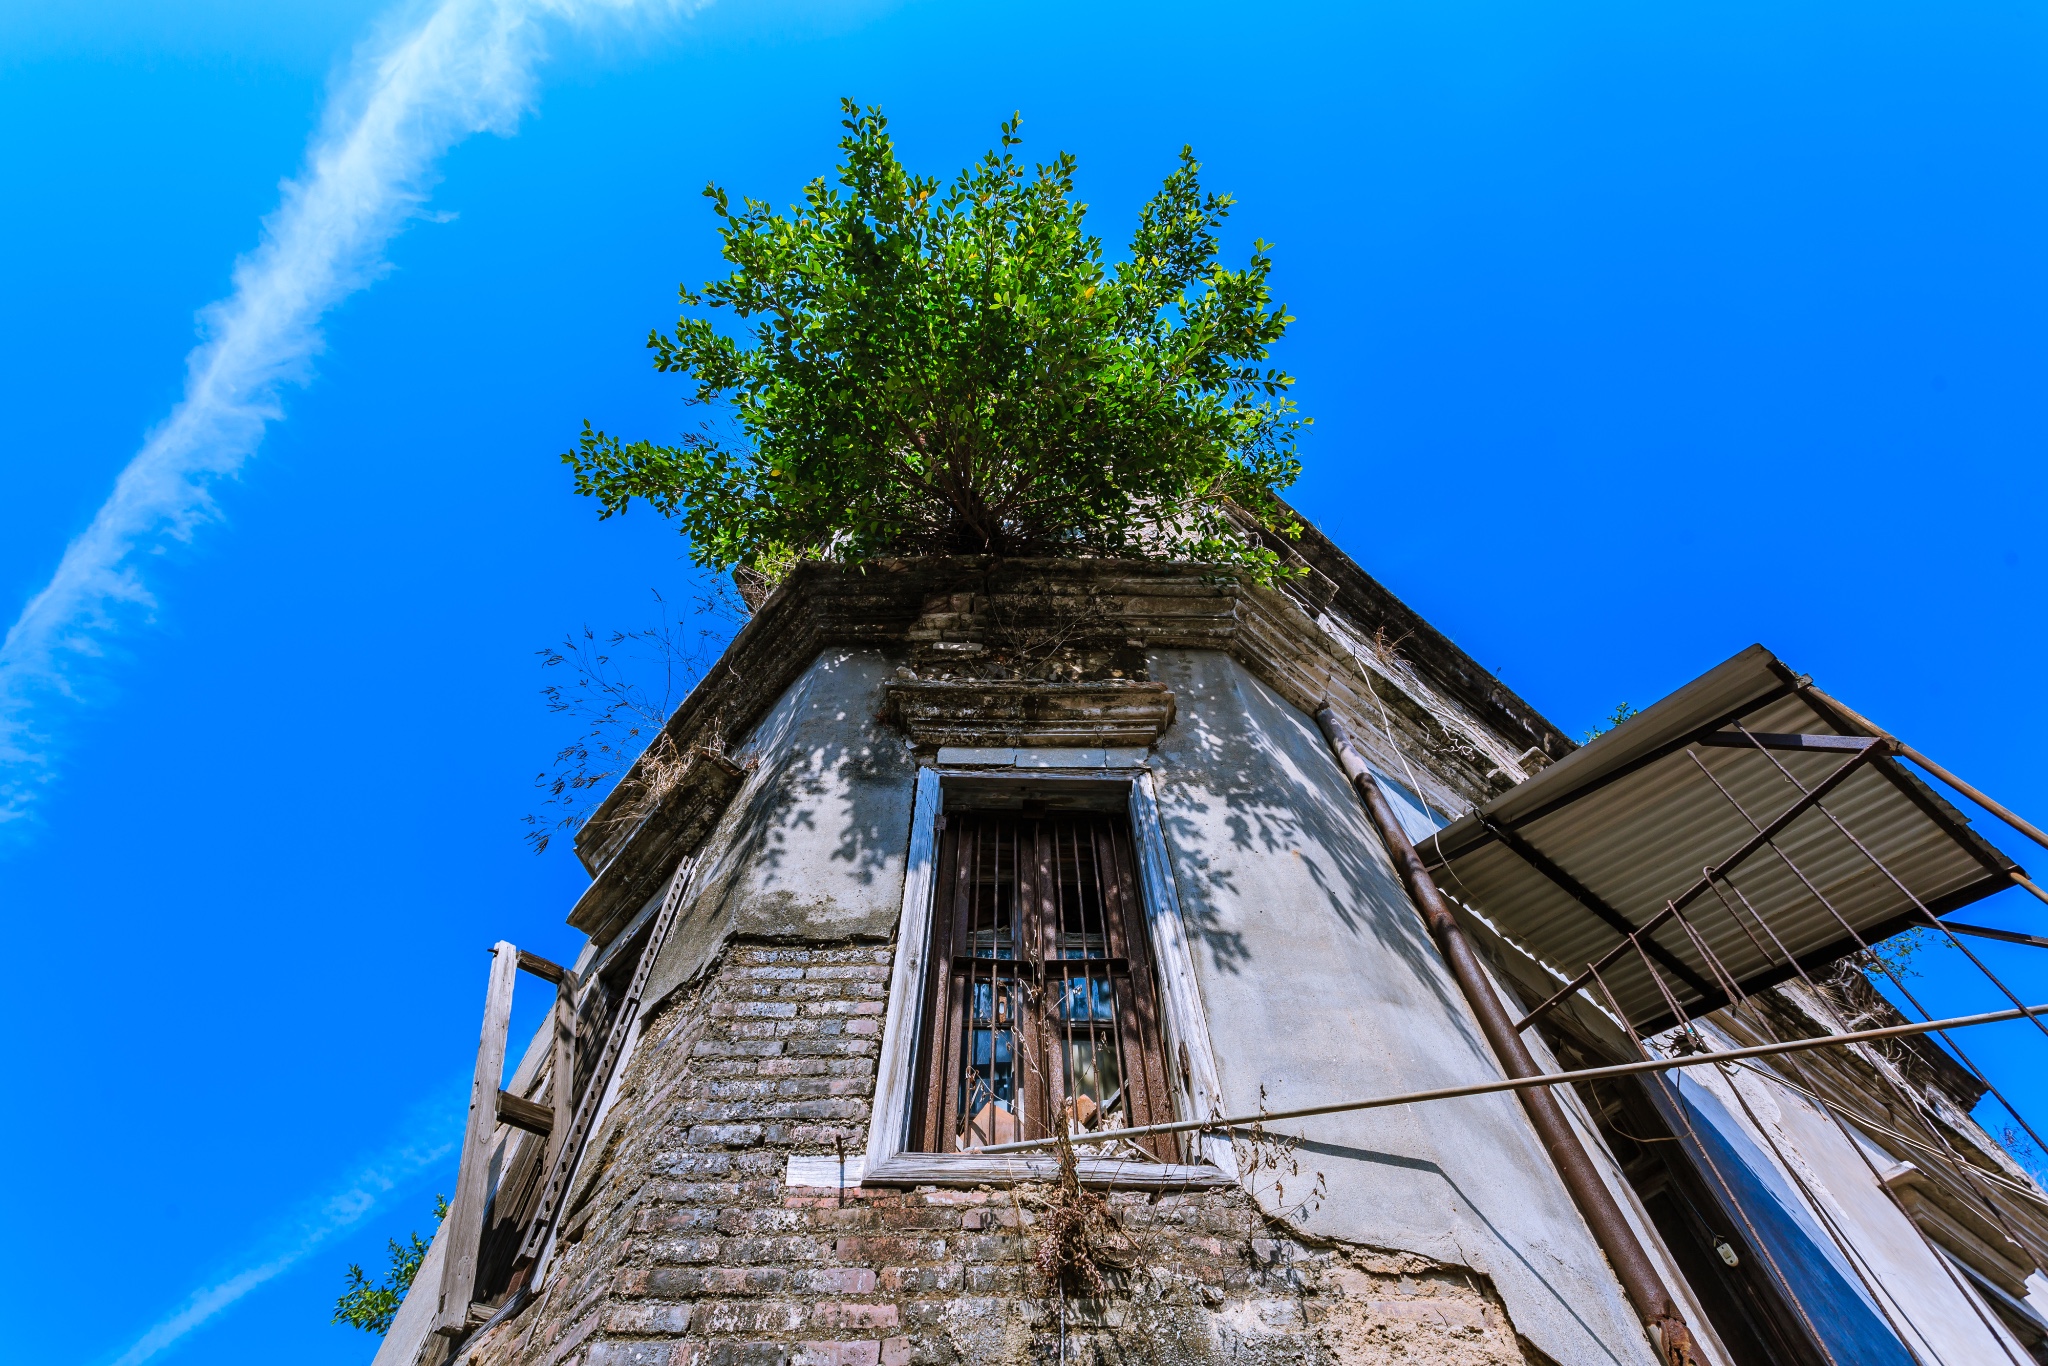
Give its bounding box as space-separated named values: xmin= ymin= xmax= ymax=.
xmin=919 ymin=812 xmax=1174 ymax=1160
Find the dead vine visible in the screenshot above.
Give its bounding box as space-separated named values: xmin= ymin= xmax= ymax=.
xmin=1230 ymin=1088 xmax=1328 ymax=1252
xmin=1028 ymin=1109 xmax=1137 ymax=1298
xmin=524 ymin=586 xmax=745 ymax=854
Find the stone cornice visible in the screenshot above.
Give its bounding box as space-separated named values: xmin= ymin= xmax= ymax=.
xmin=884 ymin=678 xmax=1177 ymax=749
xmin=569 ymin=746 xmax=745 ymax=940
xmin=571 ymin=557 xmax=1569 ymax=916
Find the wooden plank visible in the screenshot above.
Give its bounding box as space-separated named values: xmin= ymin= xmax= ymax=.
xmin=433 ymin=940 xmax=519 ymax=1339
xmin=515 ymin=949 xmax=570 ymax=985
xmin=909 ymin=782 xmax=959 ymax=1153
xmin=935 ymin=818 xmax=975 ymax=1151
xmin=1695 ymin=731 xmax=1874 ymax=753
xmin=868 ymin=757 xmax=937 ymax=1163
xmin=1128 ymin=773 xmax=1236 ymax=1176
xmin=786 ymin=1153 xmax=868 ymax=1188
xmin=496 ymin=1089 xmax=554 ymax=1137
xmin=1104 ymin=818 xmax=1174 ymax=1161
xmin=547 ymin=978 xmax=576 ymax=1175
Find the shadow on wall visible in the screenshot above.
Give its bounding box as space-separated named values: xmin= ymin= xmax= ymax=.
xmin=1149 ymin=650 xmax=1488 ymax=1059
xmin=705 ymin=648 xmax=919 ymax=939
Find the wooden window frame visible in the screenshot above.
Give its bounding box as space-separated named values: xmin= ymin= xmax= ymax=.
xmin=911 ymin=810 xmax=1175 ymax=1160
xmin=860 ymin=762 xmax=1234 ymax=1189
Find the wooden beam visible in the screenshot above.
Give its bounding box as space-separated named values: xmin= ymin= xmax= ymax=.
xmin=434 ymin=941 xmax=518 ymax=1340
xmin=1695 ymin=732 xmax=1876 ymax=753
xmin=515 ymin=859 xmax=696 ymax=1268
xmin=496 ymin=1089 xmax=554 ymax=1137
xmin=1944 ymin=921 xmax=2048 ymax=951
xmin=515 ymin=949 xmax=571 ymax=986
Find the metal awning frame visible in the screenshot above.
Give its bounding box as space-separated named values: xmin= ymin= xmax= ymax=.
xmin=1423 ymin=657 xmax=2026 ymax=1039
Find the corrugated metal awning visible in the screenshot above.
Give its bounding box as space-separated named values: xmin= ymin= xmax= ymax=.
xmin=1416 ymin=645 xmax=2024 ymax=1034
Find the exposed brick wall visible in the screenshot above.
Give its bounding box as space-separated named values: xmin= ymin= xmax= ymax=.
xmin=454 ymin=942 xmax=1542 ymax=1366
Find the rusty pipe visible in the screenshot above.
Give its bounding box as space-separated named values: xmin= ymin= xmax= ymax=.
xmin=1315 ymin=707 xmax=1697 ymax=1366
xmin=1798 ymin=681 xmax=2048 ymax=855
xmin=977 ymin=999 xmax=2048 ymax=1155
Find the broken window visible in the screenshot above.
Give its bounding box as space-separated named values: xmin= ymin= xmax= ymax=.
xmin=909 ymin=810 xmax=1176 ymax=1161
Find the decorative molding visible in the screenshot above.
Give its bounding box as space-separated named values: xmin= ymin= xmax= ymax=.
xmin=934 ymin=746 xmax=1151 ymax=771
xmin=571 ymin=557 xmax=1566 ymax=892
xmin=568 ymin=747 xmax=743 ymax=942
xmin=884 ymin=678 xmax=1176 ymax=749
xmin=863 ymin=765 xmax=1233 ymax=1190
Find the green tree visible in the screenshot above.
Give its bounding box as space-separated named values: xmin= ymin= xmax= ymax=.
xmin=565 ymin=101 xmax=1305 ymax=584
xmin=333 ymin=1195 xmax=448 ymax=1336
xmin=1582 ymin=702 xmax=1640 ymax=743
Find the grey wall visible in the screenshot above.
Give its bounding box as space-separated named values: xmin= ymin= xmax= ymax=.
xmin=631 ymin=643 xmax=1658 ymax=1362
xmin=1147 ymin=647 xmax=1658 ymax=1366
xmin=643 ymin=647 xmax=919 ymax=1008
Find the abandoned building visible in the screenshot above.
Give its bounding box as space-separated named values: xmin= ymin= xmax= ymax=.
xmin=374 ymin=527 xmax=2048 ymax=1366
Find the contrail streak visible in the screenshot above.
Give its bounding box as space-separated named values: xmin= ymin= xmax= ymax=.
xmin=0 ymin=0 xmax=699 ymax=827
xmin=103 ymin=1083 xmax=466 ymax=1366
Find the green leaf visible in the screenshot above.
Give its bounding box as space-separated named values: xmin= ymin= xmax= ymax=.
xmin=563 ymin=105 xmax=1308 ymax=586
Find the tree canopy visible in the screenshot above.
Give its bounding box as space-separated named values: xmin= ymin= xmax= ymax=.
xmin=564 ymin=101 xmax=1306 ymax=584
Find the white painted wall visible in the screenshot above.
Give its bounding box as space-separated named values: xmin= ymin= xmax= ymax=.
xmin=1145 ymin=647 xmax=1659 ymax=1366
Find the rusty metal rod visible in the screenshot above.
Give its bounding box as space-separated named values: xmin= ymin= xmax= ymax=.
xmin=1946 ymin=921 xmax=2048 ymax=951
xmin=1311 ymin=707 xmax=1698 ymax=1365
xmin=977 ymin=1000 xmax=2048 ymax=1149
xmin=1511 ymin=738 xmax=1882 ymax=1032
xmin=1799 ymin=681 xmax=2048 ymax=855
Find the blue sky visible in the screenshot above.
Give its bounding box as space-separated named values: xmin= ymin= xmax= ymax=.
xmin=3 ymin=1 xmax=2046 ymax=1362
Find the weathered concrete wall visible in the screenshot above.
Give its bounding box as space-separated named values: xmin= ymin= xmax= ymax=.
xmin=1144 ymin=648 xmax=1657 ymax=1366
xmin=642 ymin=648 xmax=919 ymax=1010
xmin=457 ymin=941 xmax=1549 ymax=1366
xmin=422 ymin=645 xmax=1662 ymax=1365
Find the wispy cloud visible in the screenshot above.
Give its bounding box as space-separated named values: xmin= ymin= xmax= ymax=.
xmin=0 ymin=0 xmax=703 ymax=828
xmin=102 ymin=1082 xmax=467 ymax=1366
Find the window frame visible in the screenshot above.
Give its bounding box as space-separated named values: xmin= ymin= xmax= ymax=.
xmin=861 ymin=758 xmax=1234 ymax=1189
xmin=911 ymin=808 xmax=1174 ymax=1159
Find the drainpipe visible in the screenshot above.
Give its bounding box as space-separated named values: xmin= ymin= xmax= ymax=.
xmin=1315 ymin=707 xmax=1698 ymax=1366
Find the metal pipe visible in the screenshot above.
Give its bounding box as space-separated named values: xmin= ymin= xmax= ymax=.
xmin=1511 ymin=738 xmax=1883 ymax=1032
xmin=1799 ymin=681 xmax=2048 ymax=855
xmin=978 ymin=999 xmax=2048 ymax=1155
xmin=1311 ymin=707 xmax=1699 ymax=1366
xmin=1946 ymin=920 xmax=2048 ymax=951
